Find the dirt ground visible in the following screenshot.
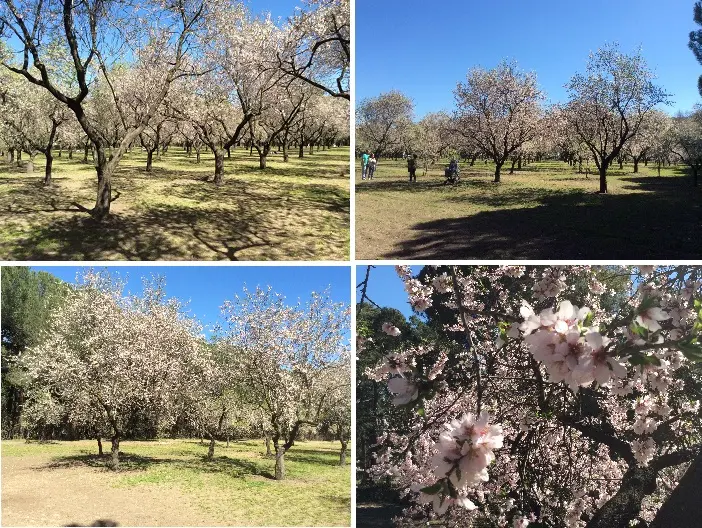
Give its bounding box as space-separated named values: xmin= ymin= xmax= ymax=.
xmin=2 ymin=455 xmax=217 ymax=527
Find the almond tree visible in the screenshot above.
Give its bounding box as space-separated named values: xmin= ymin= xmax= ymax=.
xmin=0 ymin=74 xmax=72 ymax=183
xmin=278 ymin=0 xmax=349 ymax=100
xmin=17 ymin=272 xmax=203 ymax=470
xmin=564 ymin=44 xmax=670 ymax=193
xmin=221 ymin=286 xmax=350 ymax=480
xmin=624 ymin=110 xmax=671 ymax=174
xmin=356 ymin=90 xmax=413 ymax=157
xmin=453 ymin=61 xmax=544 ymax=183
xmin=362 ymin=265 xmax=702 ymax=527
xmin=0 ymin=0 xmax=213 ymax=219
xmin=671 ymin=110 xmax=702 ymax=187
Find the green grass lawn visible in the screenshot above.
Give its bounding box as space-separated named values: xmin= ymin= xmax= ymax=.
xmin=355 ymin=158 xmax=702 ymax=260
xmin=1 ymin=438 xmax=351 ymax=526
xmin=0 ymin=147 xmax=349 ymax=261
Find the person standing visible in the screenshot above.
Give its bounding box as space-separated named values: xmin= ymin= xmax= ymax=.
xmin=361 ymin=150 xmax=370 ymax=180
xmin=407 ymin=154 xmax=418 ymax=182
xmin=367 ymin=154 xmax=377 ymax=180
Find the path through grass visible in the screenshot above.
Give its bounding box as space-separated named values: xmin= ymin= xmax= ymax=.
xmin=355 ymin=159 xmax=702 ymax=260
xmin=1 ymin=438 xmax=350 ymax=527
xmin=0 ymin=147 xmax=349 ymax=261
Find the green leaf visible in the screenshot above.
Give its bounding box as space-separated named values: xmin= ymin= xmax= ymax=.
xmin=678 ymin=340 xmax=702 ymax=362
xmin=637 ymin=296 xmax=658 ymax=314
xmin=629 ymin=322 xmax=648 ymax=338
xmin=419 ymin=483 xmax=443 ymax=495
xmin=417 ymin=407 xmax=425 ymax=417
xmin=583 ymin=311 xmax=594 ymax=327
xmin=628 ymin=353 xmax=660 ymax=366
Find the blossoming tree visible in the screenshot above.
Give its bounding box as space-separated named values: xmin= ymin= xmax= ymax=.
xmin=221 ymin=286 xmax=350 ymax=480
xmin=17 ymin=271 xmax=204 ymax=469
xmin=360 ymin=265 xmax=702 ymax=527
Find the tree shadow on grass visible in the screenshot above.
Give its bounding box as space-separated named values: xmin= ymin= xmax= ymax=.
xmin=1 ymin=170 xmax=348 ymax=260
xmin=42 ymin=453 xmax=171 ymax=472
xmin=4 ymin=203 xmax=273 ymax=261
xmin=383 ymin=184 xmax=702 ymax=260
xmin=194 ymin=456 xmax=275 ymax=480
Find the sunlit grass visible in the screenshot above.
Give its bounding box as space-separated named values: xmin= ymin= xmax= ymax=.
xmin=0 ymin=147 xmax=350 ymax=261
xmin=355 ymin=157 xmax=702 ymax=260
xmin=2 ymin=438 xmax=351 ymax=527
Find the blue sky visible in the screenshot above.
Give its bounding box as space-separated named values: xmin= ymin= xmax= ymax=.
xmin=356 ymin=0 xmax=702 ymax=117
xmin=356 ymin=265 xmax=418 ymax=318
xmin=32 ymin=266 xmax=351 ymax=336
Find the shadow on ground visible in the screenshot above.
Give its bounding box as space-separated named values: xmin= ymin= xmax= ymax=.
xmin=383 ymin=177 xmax=702 ymax=260
xmin=356 ymin=486 xmax=406 ymax=528
xmin=38 ymin=447 xmax=339 ymax=481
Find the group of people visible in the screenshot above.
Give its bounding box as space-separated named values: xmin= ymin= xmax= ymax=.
xmin=359 ymin=151 xmax=460 ymax=184
xmin=360 ymin=151 xmax=377 ymax=180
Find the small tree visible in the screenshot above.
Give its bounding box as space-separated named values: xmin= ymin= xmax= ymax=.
xmin=356 ymin=90 xmax=413 ymax=157
xmin=453 ymin=61 xmax=544 ymax=183
xmin=671 ymin=110 xmax=702 ymax=186
xmin=221 ymin=286 xmax=350 ymax=480
xmin=565 ymin=43 xmax=670 ymax=193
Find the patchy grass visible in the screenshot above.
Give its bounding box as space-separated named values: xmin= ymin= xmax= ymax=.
xmin=0 ymin=147 xmax=349 ymax=261
xmin=355 ymin=158 xmax=702 ymax=260
xmin=1 ymin=438 xmax=350 ymax=527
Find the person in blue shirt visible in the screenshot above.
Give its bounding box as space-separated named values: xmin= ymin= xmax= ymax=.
xmin=361 ymin=151 xmax=370 ymax=180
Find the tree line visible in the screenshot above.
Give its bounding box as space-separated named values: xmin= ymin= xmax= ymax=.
xmin=1 ymin=267 xmax=351 ymax=480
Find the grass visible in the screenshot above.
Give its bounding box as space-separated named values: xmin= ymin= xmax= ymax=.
xmin=0 ymin=146 xmax=349 ymax=261
xmin=355 ymin=158 xmax=702 ymax=260
xmin=1 ymin=438 xmax=351 ymax=526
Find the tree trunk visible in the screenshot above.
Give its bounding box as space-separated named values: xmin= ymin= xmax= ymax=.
xmin=265 ymin=434 xmax=272 ymax=456
xmin=83 ymin=143 xmax=90 ymax=163
xmin=196 ymin=149 xmax=201 ymax=163
xmin=651 ymin=452 xmax=702 ymax=527
xmin=509 ymin=158 xmax=516 ymax=175
xmin=26 ymin=156 xmax=34 ymax=174
xmin=93 ymin=148 xmax=113 ymax=220
xmin=146 ymin=150 xmax=154 ymax=172
xmin=259 ymin=153 xmax=267 ymax=169
xmin=68 ymin=148 xmax=73 ymax=160
xmin=110 ymin=436 xmax=120 ymax=470
xmin=517 ymin=156 xmax=522 ymax=170
xmin=599 ymin=162 xmax=609 ymax=193
xmin=339 ymin=441 xmax=347 ymax=466
xmin=97 ymin=437 xmax=103 ymax=456
xmin=494 ymin=162 xmax=502 ymax=183
xmin=299 ymin=141 xmax=304 ymax=159
xmin=275 ymin=447 xmax=286 ymax=480
xmin=226 ymin=147 xmax=231 ymax=158
xmin=586 ymin=467 xmax=657 ymax=528
xmin=213 ymin=149 xmax=225 ymax=185
xmin=633 ymin=158 xmax=639 ymax=173
xmin=207 ymin=436 xmax=215 ymax=460
xmin=283 ymin=138 xmax=288 ymax=162
xmin=44 ymin=151 xmax=53 ymax=185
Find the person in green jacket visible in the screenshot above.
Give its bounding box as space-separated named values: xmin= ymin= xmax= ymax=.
xmin=361 ymin=150 xmax=370 ymax=180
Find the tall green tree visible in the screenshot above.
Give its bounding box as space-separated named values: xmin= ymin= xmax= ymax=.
xmin=1 ymin=267 xmax=66 ymax=438
xmin=689 ymin=1 xmax=702 ymax=96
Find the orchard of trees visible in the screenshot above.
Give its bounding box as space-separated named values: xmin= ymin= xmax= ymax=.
xmin=357 ymin=265 xmax=702 ymax=527
xmin=1 ymin=267 xmax=351 ymax=480
xmin=0 ymin=0 xmax=349 ymax=219
xmin=357 ymin=44 xmax=702 ymax=191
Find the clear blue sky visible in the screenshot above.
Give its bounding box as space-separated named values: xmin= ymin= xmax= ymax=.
xmin=356 ymin=0 xmax=702 ymax=117
xmin=356 ymin=265 xmax=419 ymax=318
xmin=32 ymin=266 xmax=351 ymax=337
